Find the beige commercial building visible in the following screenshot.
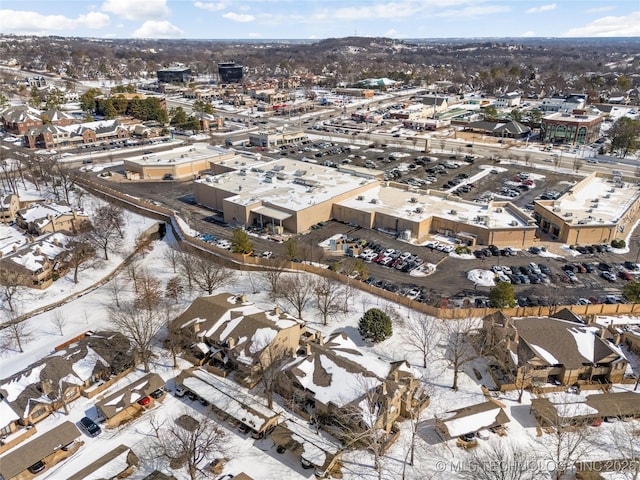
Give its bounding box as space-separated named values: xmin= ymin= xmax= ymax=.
xmin=534 ymin=172 xmax=640 ymax=244
xmin=193 ymin=156 xmax=537 ymax=244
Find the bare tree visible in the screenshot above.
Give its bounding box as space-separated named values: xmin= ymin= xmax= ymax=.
xmin=165 ymin=276 xmax=184 ymax=304
xmin=135 ymin=231 xmax=154 ymax=258
xmin=263 ymin=259 xmax=288 ymax=300
xmin=66 ymin=237 xmax=95 ymax=284
xmin=443 ymin=318 xmax=480 ymax=391
xmin=456 ymin=440 xmax=541 ymax=480
xmin=0 ymin=268 xmax=22 ymax=313
xmin=279 ymin=274 xmax=313 ymax=319
xmin=178 ymin=252 xmax=197 ymax=289
xmin=536 ymin=404 xmax=596 ymax=480
xmin=90 ymin=205 xmax=122 ymax=260
xmin=51 ymin=310 xmax=67 ymax=336
xmin=109 ymin=275 xmax=125 ymax=308
xmin=109 ymin=299 xmax=168 ymax=372
xmin=52 ymin=161 xmax=76 ymax=205
xmin=255 ymin=342 xmax=290 ymax=409
xmin=331 ymin=379 xmax=392 ymax=480
xmin=609 ymin=420 xmax=640 ymax=480
xmin=163 ymin=245 xmax=180 ymax=273
xmin=148 ymin=412 xmax=230 ymax=480
xmin=313 ymin=276 xmax=343 ymax=325
xmin=192 ymin=257 xmax=235 ymax=295
xmin=133 ymin=269 xmax=163 ymax=311
xmin=401 ymin=312 xmax=438 ymax=369
xmin=2 ymin=307 xmax=31 ymax=353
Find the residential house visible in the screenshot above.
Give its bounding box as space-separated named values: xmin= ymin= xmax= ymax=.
xmin=15 ymin=202 xmax=90 ymax=235
xmin=95 ymin=373 xmax=165 ymax=429
xmin=621 ymin=327 xmax=640 ymax=355
xmin=0 ymin=194 xmax=20 ymax=223
xmin=67 ymin=444 xmax=139 ymax=480
xmin=0 ymin=232 xmax=69 ymax=289
xmin=0 ymin=421 xmax=81 ymax=480
xmin=278 ymin=332 xmax=429 ymax=436
xmin=531 ymin=391 xmax=640 ymax=427
xmin=0 ymin=105 xmax=42 ymax=135
xmin=435 ymin=400 xmax=510 ymax=440
xmin=0 ymin=331 xmax=134 ymax=426
xmin=177 ymin=368 xmax=280 ymax=438
xmin=0 ymin=397 xmax=35 ymax=454
xmin=483 ymin=310 xmax=629 ymax=389
xmin=168 ymin=293 xmax=305 ymax=387
xmin=270 ymin=419 xmax=343 ymax=477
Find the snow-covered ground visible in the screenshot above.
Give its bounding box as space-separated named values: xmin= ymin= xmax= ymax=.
xmin=1 ymin=190 xmax=639 ymax=479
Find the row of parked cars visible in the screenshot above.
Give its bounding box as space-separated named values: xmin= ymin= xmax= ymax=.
xmin=563 ymin=261 xmax=639 ymax=283
xmin=473 ymin=245 xmax=518 ymax=258
xmin=492 ymin=262 xmax=553 ymax=285
xmin=357 ymin=246 xmax=425 ymax=273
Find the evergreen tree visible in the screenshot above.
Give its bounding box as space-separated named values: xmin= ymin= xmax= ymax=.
xmin=358 ymin=308 xmax=392 ymax=343
xmin=231 ymin=228 xmax=253 ymax=254
xmin=489 ymin=281 xmax=516 ymax=308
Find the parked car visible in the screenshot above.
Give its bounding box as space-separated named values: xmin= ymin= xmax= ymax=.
xmin=137 ymin=396 xmax=151 ymax=406
xmin=618 ymin=270 xmax=633 ymax=281
xmin=601 ymin=271 xmax=616 ymax=282
xmin=79 ymin=416 xmax=102 ymax=437
xmin=28 ymin=461 xmax=46 ymax=474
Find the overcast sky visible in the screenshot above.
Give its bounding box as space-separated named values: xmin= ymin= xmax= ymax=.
xmin=1 ymin=0 xmax=639 ymax=39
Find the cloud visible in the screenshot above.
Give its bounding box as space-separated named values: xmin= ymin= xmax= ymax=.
xmin=102 ymin=0 xmax=169 ymax=20
xmin=222 ymin=12 xmax=255 ymax=22
xmin=562 ymin=11 xmax=640 ymax=37
xmin=520 ymin=31 xmax=535 ymax=37
xmin=132 ymin=20 xmax=184 ymax=38
xmin=585 ymin=6 xmax=616 ymax=14
xmin=1 ymin=9 xmax=110 ymax=34
xmin=193 ymin=1 xmax=226 ymax=12
xmin=331 ymin=2 xmax=419 ymax=21
xmin=526 ymin=4 xmax=556 ymax=14
xmin=435 ymin=5 xmax=511 ymax=18
xmin=248 ymin=32 xmax=262 ymax=38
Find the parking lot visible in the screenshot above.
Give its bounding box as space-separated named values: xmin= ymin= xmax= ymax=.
xmin=89 ymin=135 xmax=639 ymax=310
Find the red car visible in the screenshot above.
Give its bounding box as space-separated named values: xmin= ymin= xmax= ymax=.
xmin=137 ymin=396 xmax=151 ymax=406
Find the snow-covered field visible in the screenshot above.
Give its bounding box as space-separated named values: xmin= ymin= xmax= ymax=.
xmin=1 ymin=194 xmax=639 ymax=479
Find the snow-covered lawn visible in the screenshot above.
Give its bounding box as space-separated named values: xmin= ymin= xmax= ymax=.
xmin=1 ymin=195 xmax=639 ymax=479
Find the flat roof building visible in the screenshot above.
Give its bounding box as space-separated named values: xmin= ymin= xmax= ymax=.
xmin=533 ymin=172 xmax=640 ymax=244
xmin=541 ymin=110 xmax=603 ymax=145
xmin=157 ymin=66 xmax=192 ymax=84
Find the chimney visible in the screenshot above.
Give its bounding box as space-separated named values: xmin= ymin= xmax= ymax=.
xmin=513 ymin=331 xmax=519 ymax=343
xmin=12 ymin=244 xmax=18 ymax=252
xmin=599 ymin=328 xmax=606 ymax=339
xmin=273 ymin=306 xmax=281 ymax=316
xmin=615 ymin=334 xmax=622 ymax=346
xmin=305 ymin=343 xmax=312 ymax=356
xmin=381 ymin=382 xmax=387 ymax=395
xmin=227 ymin=337 xmax=235 ymax=348
xmin=35 ymin=246 xmax=41 ymax=255
xmin=317 ymin=332 xmax=324 ymax=345
xmin=238 ymin=294 xmax=247 ymax=303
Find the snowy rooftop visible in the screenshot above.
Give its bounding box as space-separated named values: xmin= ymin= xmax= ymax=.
xmin=19 ymin=202 xmax=75 ymax=224
xmin=196 ymin=157 xmax=378 ymax=212
xmin=182 ymin=369 xmax=277 ymax=431
xmin=275 ymin=419 xmax=341 ymax=470
xmin=125 ymin=142 xmax=249 ymax=167
xmin=336 ymin=185 xmax=535 ymax=228
xmin=536 ymin=173 xmax=640 ymax=226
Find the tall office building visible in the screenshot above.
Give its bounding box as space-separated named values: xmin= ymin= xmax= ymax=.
xmin=157 ymin=67 xmax=192 ymax=84
xmin=218 ymin=63 xmax=244 ymax=84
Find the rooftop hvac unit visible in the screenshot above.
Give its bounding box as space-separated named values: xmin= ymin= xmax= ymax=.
xmin=357 ymin=195 xmax=364 ymax=200
xmin=273 ymin=165 xmax=285 ymax=171
xmin=238 ymin=170 xmax=246 ymax=176
xmin=552 ymin=207 xmax=561 ymax=212
xmin=450 ymin=209 xmax=457 ymax=215
xmin=415 ymin=207 xmax=424 ymax=213
xmin=495 ymin=207 xmax=503 ymax=213
xmin=264 ymin=177 xmax=272 ymax=183
xmin=410 ymin=197 xmax=418 ymax=203
xmin=510 ymin=220 xmax=518 ymax=226
xmin=564 ymin=212 xmax=573 ymax=217
xmin=370 ymin=198 xmax=378 ymax=204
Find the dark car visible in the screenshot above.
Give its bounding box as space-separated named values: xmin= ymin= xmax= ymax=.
xmin=28 ymin=461 xmax=46 ymax=474
xmin=79 ymin=416 xmax=101 ymax=437
xmin=162 ymin=173 xmax=174 ymax=181
xmin=582 ymin=263 xmax=595 ymax=273
xmin=150 ymin=388 xmax=164 ymax=399
xmin=539 ymin=264 xmax=551 ymax=275
xmin=624 ymin=261 xmax=639 ymax=271
xmin=528 ymin=246 xmax=541 ymax=254
xmin=597 ymin=262 xmax=612 ymax=271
